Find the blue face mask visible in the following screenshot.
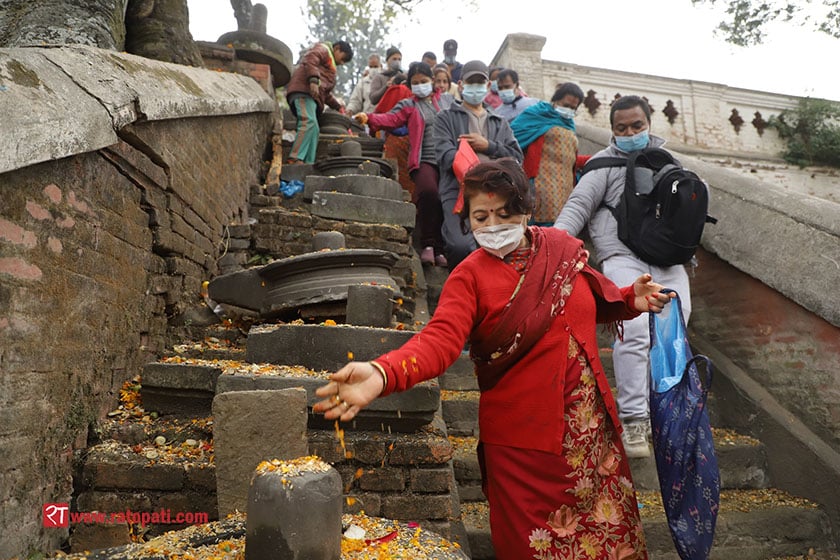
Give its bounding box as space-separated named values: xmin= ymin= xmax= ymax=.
xmin=555 ymin=106 xmax=576 ymax=120
xmin=490 ymin=80 xmax=499 ymax=93
xmin=411 ymin=82 xmax=433 ymax=98
xmin=462 ymin=84 xmax=488 ymax=106
xmin=615 ymin=129 xmax=650 ymax=152
xmin=499 ymin=89 xmax=516 ymax=104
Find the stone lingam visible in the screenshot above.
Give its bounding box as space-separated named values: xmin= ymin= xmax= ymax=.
xmin=216 ymin=1 xmax=293 ymax=87
xmin=207 ymin=232 xmax=400 ymax=322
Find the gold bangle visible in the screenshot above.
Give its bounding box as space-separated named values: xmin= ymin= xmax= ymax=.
xmin=369 ymin=361 xmax=388 ymax=393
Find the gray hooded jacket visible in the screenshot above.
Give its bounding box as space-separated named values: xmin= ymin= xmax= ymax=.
xmin=553 ymin=134 xmax=668 ymax=263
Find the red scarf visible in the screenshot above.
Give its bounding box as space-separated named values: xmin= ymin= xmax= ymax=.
xmin=470 ymin=227 xmax=589 ymax=390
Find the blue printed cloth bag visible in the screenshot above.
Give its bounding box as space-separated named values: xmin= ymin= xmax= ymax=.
xmin=649 ymin=290 xmax=720 ymax=560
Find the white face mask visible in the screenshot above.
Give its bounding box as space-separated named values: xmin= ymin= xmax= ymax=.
xmin=411 ymin=82 xmax=433 ymax=98
xmin=473 ymin=221 xmax=526 ymax=259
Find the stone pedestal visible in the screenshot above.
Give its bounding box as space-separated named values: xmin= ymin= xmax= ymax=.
xmin=207 ymin=249 xmax=399 ymax=319
xmin=246 ymin=458 xmax=342 ymax=560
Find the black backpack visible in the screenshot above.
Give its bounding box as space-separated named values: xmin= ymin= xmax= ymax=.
xmin=580 ymin=147 xmax=717 ymax=266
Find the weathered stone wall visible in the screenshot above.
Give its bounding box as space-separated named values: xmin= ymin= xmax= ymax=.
xmin=491 ymin=33 xmax=800 ymax=158
xmin=0 ymin=46 xmax=274 ymax=557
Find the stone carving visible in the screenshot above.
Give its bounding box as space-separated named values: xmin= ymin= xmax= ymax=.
xmin=583 ymin=89 xmax=601 ymax=117
xmin=752 ymin=111 xmax=768 ymax=136
xmin=232 ymin=0 xmax=253 ymax=31
xmin=663 ymin=100 xmax=679 ymax=125
xmin=729 ymin=108 xmax=745 ymax=133
xmin=215 ymin=0 xmax=292 ymax=87
xmin=642 ymin=96 xmax=654 ymax=113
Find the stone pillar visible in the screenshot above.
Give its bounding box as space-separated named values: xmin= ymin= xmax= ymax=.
xmin=346 ymin=284 xmax=394 ymax=328
xmin=0 ymin=0 xmax=128 ymax=50
xmin=490 ymin=33 xmax=547 ymax=102
xmin=213 ymin=388 xmax=310 ymax=516
xmin=246 ymin=457 xmax=342 ymax=560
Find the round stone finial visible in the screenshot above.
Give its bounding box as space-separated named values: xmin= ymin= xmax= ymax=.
xmin=311 ymin=231 xmax=346 ymax=251
xmin=339 ymin=141 xmax=363 ymax=157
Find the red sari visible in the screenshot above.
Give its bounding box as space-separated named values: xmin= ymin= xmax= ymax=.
xmin=374 ymin=227 xmax=647 ymax=559
xmin=481 ymin=246 xmax=647 ymax=560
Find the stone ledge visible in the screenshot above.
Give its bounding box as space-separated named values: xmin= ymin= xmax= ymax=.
xmin=311 ymin=191 xmax=416 ymax=228
xmin=245 ymin=324 xmax=415 ymax=370
xmin=303 ymin=175 xmax=404 ymax=202
xmin=0 ymin=45 xmax=274 ymax=175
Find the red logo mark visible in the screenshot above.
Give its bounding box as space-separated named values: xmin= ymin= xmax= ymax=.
xmin=43 ymin=503 xmax=69 ymax=528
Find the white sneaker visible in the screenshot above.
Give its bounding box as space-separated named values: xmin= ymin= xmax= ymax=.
xmin=621 ymin=420 xmax=651 ymax=458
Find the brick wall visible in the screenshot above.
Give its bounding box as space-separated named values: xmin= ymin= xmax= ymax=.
xmin=691 ymin=249 xmax=840 ymax=450
xmin=0 ymin=112 xmax=272 ymax=557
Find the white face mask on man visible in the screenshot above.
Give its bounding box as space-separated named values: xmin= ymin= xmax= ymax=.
xmin=472 ymin=219 xmax=527 ymax=259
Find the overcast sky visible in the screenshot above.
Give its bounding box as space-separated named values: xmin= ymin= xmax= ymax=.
xmin=187 ymin=0 xmax=840 ymax=102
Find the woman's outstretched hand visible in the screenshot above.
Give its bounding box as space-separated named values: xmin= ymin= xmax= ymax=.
xmin=631 ymin=273 xmax=675 ymax=313
xmin=313 ymin=361 xmax=385 ymax=422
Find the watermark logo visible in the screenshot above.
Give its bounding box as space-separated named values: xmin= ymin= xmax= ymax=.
xmin=42 ymin=504 xmax=209 ymax=528
xmin=43 ymin=503 xmax=70 ymax=528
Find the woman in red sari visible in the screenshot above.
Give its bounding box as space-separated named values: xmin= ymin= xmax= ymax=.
xmin=315 ymin=159 xmax=673 ymax=559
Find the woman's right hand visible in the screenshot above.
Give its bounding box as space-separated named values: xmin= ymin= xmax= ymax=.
xmin=352 ymin=112 xmax=368 ymax=125
xmin=313 ymin=361 xmax=384 ymax=422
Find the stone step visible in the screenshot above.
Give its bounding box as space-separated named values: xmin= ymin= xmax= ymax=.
xmin=439 ymin=352 xmax=478 ymax=391
xmin=461 ymin=490 xmax=834 ymax=560
xmin=74 ymin=408 xmax=461 ymax=550
xmin=310 ymin=190 xmax=416 ymax=228
xmin=162 ymin=338 xmax=246 ymax=361
xmin=447 ymin=430 xmax=769 ymax=497
xmin=141 ymin=361 xmax=221 ymax=416
xmin=245 ymin=323 xmax=416 ymax=370
xmin=216 ymin=368 xmax=440 ymax=433
xmin=303 ymin=174 xmax=404 ymax=202
xmin=441 ymin=390 xmax=479 ymax=437
xmin=58 ymin=511 xmax=470 ymax=560
xmin=140 ymin=358 xmax=439 ymax=433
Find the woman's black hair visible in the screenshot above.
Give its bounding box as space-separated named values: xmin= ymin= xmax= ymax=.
xmin=610 ymin=95 xmax=651 ymax=126
xmin=407 ymin=61 xmax=433 ymax=83
xmin=458 ymin=158 xmax=533 ymax=234
xmin=551 ymin=82 xmax=584 ymax=105
xmin=497 ymin=68 xmax=519 ymax=85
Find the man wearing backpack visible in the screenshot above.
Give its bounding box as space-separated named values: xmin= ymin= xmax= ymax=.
xmin=553 ymin=95 xmax=693 ymax=458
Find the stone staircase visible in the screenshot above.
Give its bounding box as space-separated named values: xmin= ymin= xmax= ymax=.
xmin=63 ymin=150 xmax=465 ymax=556
xmin=61 ymin=143 xmax=840 ymax=558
